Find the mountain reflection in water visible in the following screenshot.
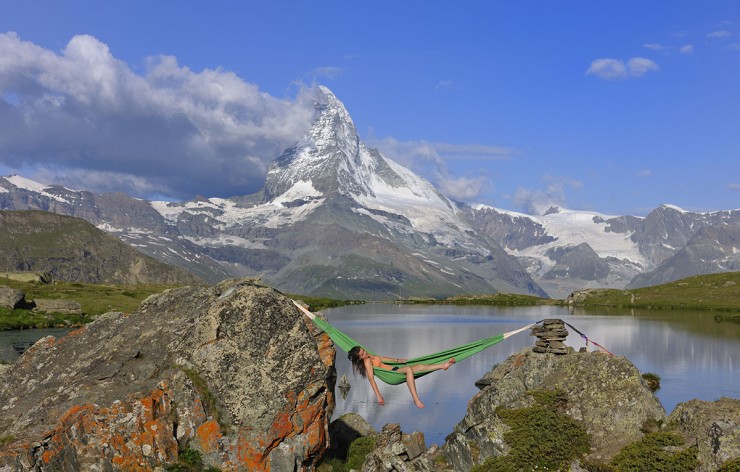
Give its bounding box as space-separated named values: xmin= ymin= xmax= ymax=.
xmin=327 ymin=304 xmax=739 ymax=445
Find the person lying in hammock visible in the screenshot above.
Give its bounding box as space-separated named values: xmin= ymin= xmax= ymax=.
xmin=347 ymin=346 xmax=455 ymax=409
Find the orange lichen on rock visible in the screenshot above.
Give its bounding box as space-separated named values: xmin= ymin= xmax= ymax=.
xmin=196 ymin=419 xmax=222 ymax=454
xmin=26 ymin=384 xmax=179 ymax=471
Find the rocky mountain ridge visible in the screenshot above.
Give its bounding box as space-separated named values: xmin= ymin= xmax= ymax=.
xmin=1 ymin=86 xmax=738 ymax=298
xmin=0 ymin=210 xmax=202 ymax=285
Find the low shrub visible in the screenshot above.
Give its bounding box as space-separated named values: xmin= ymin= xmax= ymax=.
xmin=472 ymin=389 xmax=591 ymax=471
xmin=642 ymin=372 xmax=661 ymax=392
xmin=609 ymin=431 xmax=698 ymax=471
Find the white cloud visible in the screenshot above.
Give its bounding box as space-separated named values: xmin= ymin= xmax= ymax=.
xmin=679 ymin=44 xmax=694 ymax=54
xmin=708 ymin=30 xmax=731 ymax=38
xmin=586 ymin=58 xmax=626 ymax=80
xmin=0 ymin=32 xmax=316 ymax=200
xmin=437 ymin=175 xmax=489 ymax=201
xmin=513 ymin=176 xmax=582 ymax=215
xmin=626 ymin=57 xmax=660 ymax=76
xmin=586 ymin=57 xmax=659 ymax=80
xmin=368 ymin=137 xmax=512 ymax=202
xmin=729 ymin=183 xmax=740 ymax=191
xmin=311 ymin=66 xmax=343 ymax=80
xmin=636 ymin=169 xmax=653 ymax=177
xmin=643 ymin=43 xmax=670 ymax=51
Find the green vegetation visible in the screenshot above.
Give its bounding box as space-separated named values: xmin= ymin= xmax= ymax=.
xmin=400 ymin=272 xmax=740 ymax=312
xmin=0 ymin=306 xmax=90 ymax=331
xmin=471 ymin=389 xmax=591 ymax=472
xmin=0 ymin=435 xmax=15 ymax=447
xmin=404 ymin=292 xmax=557 ymax=306
xmin=0 ymin=276 xmax=181 ymax=330
xmin=284 ymin=293 xmax=363 ymax=311
xmin=318 ymin=435 xmax=377 ymax=472
xmin=568 ymin=272 xmax=740 ymax=312
xmin=718 ymin=456 xmax=740 ymax=471
xmin=164 ymin=447 xmax=221 ymax=472
xmin=606 ymin=432 xmax=698 ymax=471
xmin=642 ymin=372 xmax=661 ymax=392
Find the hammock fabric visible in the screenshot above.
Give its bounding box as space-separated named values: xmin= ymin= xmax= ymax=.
xmin=293 ymin=300 xmax=537 ymax=386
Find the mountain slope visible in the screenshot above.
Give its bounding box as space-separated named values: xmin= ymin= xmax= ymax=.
xmin=1 ymin=86 xmax=738 ymax=298
xmin=0 ymin=210 xmax=203 ymax=285
xmin=150 ymin=87 xmax=546 ymax=299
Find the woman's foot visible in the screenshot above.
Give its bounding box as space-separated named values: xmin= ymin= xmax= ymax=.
xmin=414 ymin=399 xmax=425 ymax=408
xmin=443 ymin=358 xmax=456 ymax=370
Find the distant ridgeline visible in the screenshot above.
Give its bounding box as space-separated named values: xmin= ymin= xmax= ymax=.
xmin=1 ymin=87 xmax=738 ymax=300
xmin=0 ymin=210 xmax=203 ymax=286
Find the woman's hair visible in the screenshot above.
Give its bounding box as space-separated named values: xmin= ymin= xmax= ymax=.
xmin=347 ymin=346 xmax=367 ymax=378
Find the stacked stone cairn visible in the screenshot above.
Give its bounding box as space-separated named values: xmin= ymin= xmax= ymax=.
xmin=531 ymin=319 xmax=569 ymax=354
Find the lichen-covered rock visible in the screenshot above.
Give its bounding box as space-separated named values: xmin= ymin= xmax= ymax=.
xmin=0 ymin=286 xmax=25 ymax=309
xmin=668 ymin=397 xmax=740 ymax=471
xmin=0 ymin=278 xmax=335 ymax=471
xmin=360 ymin=423 xmax=436 ymax=472
xmin=441 ymin=347 xmax=666 ymax=470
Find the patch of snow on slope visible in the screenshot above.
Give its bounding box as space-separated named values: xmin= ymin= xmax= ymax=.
xmin=152 ymin=182 xmax=324 ymax=230
xmin=5 ymin=175 xmax=71 ymax=203
xmin=496 ymin=207 xmax=647 ymax=266
xmin=272 ymin=180 xmax=323 ymax=206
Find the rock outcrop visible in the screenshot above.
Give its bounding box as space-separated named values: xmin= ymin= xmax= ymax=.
xmin=31 ymin=299 xmax=82 ymax=315
xmin=0 ymin=287 xmax=25 ymax=309
xmin=669 ymin=397 xmax=740 ymax=472
xmin=0 ymin=278 xmax=336 ymax=471
xmin=441 ymin=347 xmax=666 ymax=470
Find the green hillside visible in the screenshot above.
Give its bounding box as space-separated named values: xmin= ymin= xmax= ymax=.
xmin=0 ymin=210 xmax=202 ymax=285
xmin=565 ymin=272 xmax=740 ymax=312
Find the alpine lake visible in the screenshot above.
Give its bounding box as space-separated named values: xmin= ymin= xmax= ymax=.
xmin=325 ymin=304 xmax=739 ymax=445
xmin=1 ymin=305 xmax=737 ymax=446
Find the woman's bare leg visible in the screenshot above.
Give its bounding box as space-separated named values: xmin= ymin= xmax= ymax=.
xmin=401 ymin=358 xmax=456 ymax=409
xmin=404 ymin=369 xmax=425 ymax=408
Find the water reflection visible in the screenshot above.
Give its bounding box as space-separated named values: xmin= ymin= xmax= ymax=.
xmin=327 ymin=304 xmax=739 ymax=445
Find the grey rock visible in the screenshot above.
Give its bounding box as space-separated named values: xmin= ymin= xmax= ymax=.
xmin=0 ymin=278 xmax=335 ymax=471
xmin=0 ymin=286 xmax=25 ymax=309
xmin=441 ymin=348 xmax=666 ymax=470
xmin=360 ymin=423 xmax=437 ymax=472
xmin=31 ymin=298 xmax=82 ymax=315
xmin=328 ymin=413 xmax=377 ymax=461
xmin=668 ymin=397 xmax=740 ymax=472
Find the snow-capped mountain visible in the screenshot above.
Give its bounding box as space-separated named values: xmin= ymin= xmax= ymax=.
xmin=1 ymin=87 xmax=738 ymax=298
xmin=463 ymin=203 xmax=740 ymax=297
xmin=0 ymin=87 xmax=544 ymax=299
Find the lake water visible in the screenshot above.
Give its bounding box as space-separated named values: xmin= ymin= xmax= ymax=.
xmin=0 ymin=328 xmax=73 ymax=363
xmin=326 ymin=304 xmax=740 ymax=445
xmin=1 ymin=306 xmax=737 ymax=446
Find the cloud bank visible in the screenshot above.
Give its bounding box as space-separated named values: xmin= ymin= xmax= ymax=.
xmin=0 ymin=32 xmax=315 ymax=200
xmin=586 ymin=57 xmax=659 ymax=80
xmin=370 ymin=137 xmax=513 ymax=201
xmin=513 ymin=176 xmax=583 ymax=215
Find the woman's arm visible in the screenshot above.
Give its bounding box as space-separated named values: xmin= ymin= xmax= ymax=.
xmin=364 ymin=358 xmax=385 ymax=406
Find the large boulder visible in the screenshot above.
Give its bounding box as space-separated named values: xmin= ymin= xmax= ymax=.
xmin=441 ymin=347 xmax=666 ymax=470
xmin=0 ymin=278 xmax=336 ymax=471
xmin=668 ymin=397 xmax=740 ymax=472
xmin=0 ymin=286 xmax=25 ymax=309
xmin=31 ymin=298 xmax=82 ymax=315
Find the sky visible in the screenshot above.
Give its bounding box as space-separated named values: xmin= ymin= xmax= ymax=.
xmin=1 ymin=1 xmax=739 ymax=216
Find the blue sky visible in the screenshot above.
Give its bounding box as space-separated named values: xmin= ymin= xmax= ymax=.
xmin=1 ymin=1 xmax=738 ymax=216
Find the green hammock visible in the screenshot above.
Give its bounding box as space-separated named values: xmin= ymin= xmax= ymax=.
xmin=293 ymin=300 xmax=537 ymax=386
